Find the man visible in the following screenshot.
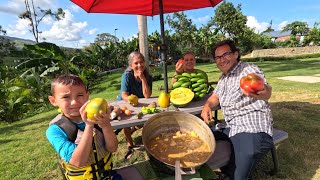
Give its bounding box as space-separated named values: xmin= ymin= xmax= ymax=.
xmin=201 ymin=40 xmax=273 ymax=180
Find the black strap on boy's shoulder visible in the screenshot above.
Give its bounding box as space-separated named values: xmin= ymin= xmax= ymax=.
xmin=54 ymin=116 xmax=78 ymax=142
xmin=54 ymin=116 xmax=104 ymax=143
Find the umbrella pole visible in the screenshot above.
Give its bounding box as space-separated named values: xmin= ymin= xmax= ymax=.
xmin=159 ymin=0 xmax=169 ymax=93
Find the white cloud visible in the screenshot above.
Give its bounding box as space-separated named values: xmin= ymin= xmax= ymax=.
xmin=278 ymin=21 xmax=288 ymax=30
xmin=42 ymin=16 xmax=53 ymax=25
xmin=0 ymin=0 xmax=53 ymax=15
xmin=79 ymin=39 xmax=86 ymax=44
xmin=89 ymin=28 xmax=97 ymax=35
xmin=192 ymin=15 xmax=210 ymax=24
xmin=70 ymin=4 xmax=80 ymax=12
xmin=246 ymin=16 xmax=269 ymax=33
xmin=7 ymin=18 xmax=30 ymax=36
xmin=40 ymin=9 xmax=87 ymax=41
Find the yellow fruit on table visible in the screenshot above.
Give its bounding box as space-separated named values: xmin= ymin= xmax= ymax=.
xmin=128 ymin=94 xmax=139 ymax=106
xmin=158 ymin=91 xmax=170 ymax=108
xmin=85 ymin=98 xmax=108 ymax=120
xmin=170 ymin=87 xmax=194 ymax=107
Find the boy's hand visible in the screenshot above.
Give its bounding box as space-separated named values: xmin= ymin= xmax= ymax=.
xmin=80 ymin=101 xmax=95 ymax=128
xmin=80 ymin=101 xmax=112 ymax=128
xmin=93 ymin=107 xmax=112 ymax=129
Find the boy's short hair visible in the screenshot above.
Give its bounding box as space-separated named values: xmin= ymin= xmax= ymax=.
xmin=51 ymin=74 xmax=87 ymax=95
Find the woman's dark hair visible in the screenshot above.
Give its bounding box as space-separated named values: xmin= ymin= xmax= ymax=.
xmin=212 ymin=39 xmax=240 ymax=61
xmin=126 ymin=51 xmax=152 ymax=80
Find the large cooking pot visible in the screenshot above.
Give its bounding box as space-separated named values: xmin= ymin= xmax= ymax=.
xmin=142 ymin=111 xmax=216 ymax=174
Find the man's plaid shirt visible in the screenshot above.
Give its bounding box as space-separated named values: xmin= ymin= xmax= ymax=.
xmin=213 ymin=61 xmax=273 ymax=137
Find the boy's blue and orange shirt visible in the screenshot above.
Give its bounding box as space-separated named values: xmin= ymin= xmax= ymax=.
xmin=46 ymin=116 xmax=85 ymax=163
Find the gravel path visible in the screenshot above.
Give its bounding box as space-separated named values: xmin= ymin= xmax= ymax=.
xmin=277 ymin=75 xmax=320 ymax=83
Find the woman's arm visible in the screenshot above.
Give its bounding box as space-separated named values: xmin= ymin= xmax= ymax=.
xmin=140 ymin=75 xmax=152 ymax=98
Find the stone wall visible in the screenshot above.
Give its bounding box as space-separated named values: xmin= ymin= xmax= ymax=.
xmin=249 ymin=46 xmax=320 ymax=58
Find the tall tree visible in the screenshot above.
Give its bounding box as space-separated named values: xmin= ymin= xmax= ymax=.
xmin=166 ymin=12 xmax=197 ymax=51
xmin=304 ymin=22 xmax=320 ymax=46
xmin=282 ymin=21 xmax=309 ymax=36
xmin=209 ymin=1 xmax=247 ymax=43
xmin=19 ymin=0 xmax=64 ymax=43
xmin=94 ymin=33 xmax=119 ymax=47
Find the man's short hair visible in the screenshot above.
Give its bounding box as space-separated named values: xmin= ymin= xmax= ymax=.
xmin=212 ymin=39 xmax=240 ymax=61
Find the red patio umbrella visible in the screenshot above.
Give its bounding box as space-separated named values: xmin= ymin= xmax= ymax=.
xmin=70 ymin=0 xmax=223 ymax=93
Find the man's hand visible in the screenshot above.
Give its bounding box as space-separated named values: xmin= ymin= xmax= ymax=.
xmin=201 ymin=104 xmax=213 ymax=124
xmin=242 ymin=84 xmax=272 ymax=100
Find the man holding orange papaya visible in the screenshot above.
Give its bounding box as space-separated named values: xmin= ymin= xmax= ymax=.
xmin=201 ymin=40 xmax=273 ymax=180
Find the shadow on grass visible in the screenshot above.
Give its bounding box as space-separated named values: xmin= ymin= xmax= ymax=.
xmin=255 ymin=59 xmax=320 ymax=75
xmin=253 ymin=101 xmax=320 ymax=179
xmin=0 ymin=114 xmax=57 ymax=136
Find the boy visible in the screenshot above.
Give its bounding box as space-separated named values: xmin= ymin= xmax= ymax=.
xmin=46 ymin=74 xmax=120 ymax=179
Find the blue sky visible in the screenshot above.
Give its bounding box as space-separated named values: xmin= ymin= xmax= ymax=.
xmin=0 ymin=0 xmax=319 ymax=48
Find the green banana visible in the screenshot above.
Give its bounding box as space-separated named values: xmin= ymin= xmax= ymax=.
xmin=190 ymin=78 xmax=200 ymax=82
xmin=193 ymin=86 xmax=203 ymax=92
xmin=200 ymin=89 xmax=207 ymax=94
xmin=174 ymin=75 xmax=183 ymax=79
xmin=196 ymin=73 xmax=207 ymax=79
xmin=181 ymin=82 xmax=191 ymax=88
xmin=191 ymin=83 xmax=201 ymax=88
xmin=197 ymin=79 xmax=207 ymax=84
xmin=199 ymin=83 xmax=208 ymax=89
xmin=190 ymin=73 xmax=198 ymax=77
xmin=173 ymin=81 xmax=183 ymax=88
xmin=178 ymin=77 xmax=190 ymax=82
xmin=182 ymin=72 xmax=191 ymax=78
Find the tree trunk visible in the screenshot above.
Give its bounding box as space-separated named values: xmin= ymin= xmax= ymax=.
xmin=137 ymin=15 xmax=149 ymax=67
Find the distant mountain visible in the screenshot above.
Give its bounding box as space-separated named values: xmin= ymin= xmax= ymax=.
xmin=0 ymin=35 xmax=83 ymax=51
xmin=1 ymin=35 xmax=36 ymax=44
xmin=0 ymin=35 xmax=36 ymax=49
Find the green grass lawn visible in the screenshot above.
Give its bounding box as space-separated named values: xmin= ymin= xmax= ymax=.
xmin=1 ymin=58 xmax=320 ymax=179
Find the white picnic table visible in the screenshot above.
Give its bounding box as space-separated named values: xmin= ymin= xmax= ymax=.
xmin=109 ymin=94 xmax=220 ymax=129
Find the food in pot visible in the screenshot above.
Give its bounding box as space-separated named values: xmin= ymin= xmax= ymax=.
xmin=147 ymin=130 xmax=211 ymax=167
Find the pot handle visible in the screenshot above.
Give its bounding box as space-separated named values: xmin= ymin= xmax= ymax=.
xmin=180 ymin=167 xmax=196 ymax=175
xmin=175 ymin=160 xmax=182 ymax=180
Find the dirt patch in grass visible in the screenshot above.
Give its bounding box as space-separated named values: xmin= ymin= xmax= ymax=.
xmin=277 ymin=75 xmax=320 ymax=83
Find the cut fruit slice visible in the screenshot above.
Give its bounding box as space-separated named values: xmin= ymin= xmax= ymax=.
xmin=170 ymin=87 xmax=194 ymax=107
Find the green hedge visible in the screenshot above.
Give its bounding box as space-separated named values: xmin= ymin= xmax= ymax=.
xmin=242 ymin=53 xmax=320 ymax=62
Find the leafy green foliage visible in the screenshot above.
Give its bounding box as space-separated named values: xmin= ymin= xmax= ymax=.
xmin=303 ymin=22 xmax=320 ymax=46
xmin=210 ymin=2 xmax=247 ymax=42
xmin=282 ymin=21 xmax=309 ymax=36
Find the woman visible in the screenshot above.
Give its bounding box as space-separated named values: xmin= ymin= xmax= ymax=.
xmin=116 ymin=51 xmax=152 ymax=159
xmin=171 ymin=52 xmax=197 ymax=84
